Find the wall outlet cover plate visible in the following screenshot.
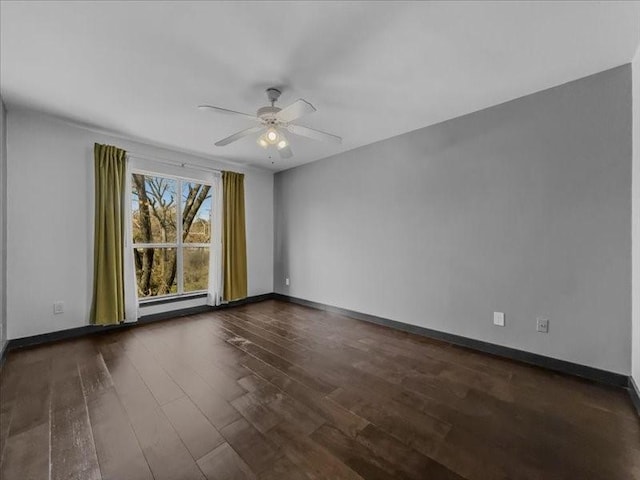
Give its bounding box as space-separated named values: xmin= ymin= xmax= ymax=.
xmin=493 ymin=312 xmax=505 ymax=327
xmin=53 ymin=301 xmax=64 ymax=314
xmin=537 ymin=317 xmax=549 ymax=333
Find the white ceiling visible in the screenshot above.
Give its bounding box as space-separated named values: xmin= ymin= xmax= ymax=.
xmin=1 ymin=1 xmax=639 ymax=171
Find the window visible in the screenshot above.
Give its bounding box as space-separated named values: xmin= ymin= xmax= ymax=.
xmin=131 ymin=172 xmax=213 ymax=300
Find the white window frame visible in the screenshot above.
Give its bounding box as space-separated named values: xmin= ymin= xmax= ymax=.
xmin=130 ymin=169 xmax=214 ymax=302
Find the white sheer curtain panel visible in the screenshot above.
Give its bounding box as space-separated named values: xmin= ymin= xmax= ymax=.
xmin=123 ymin=157 xmax=139 ymax=322
xmin=207 ymin=173 xmax=223 ymax=306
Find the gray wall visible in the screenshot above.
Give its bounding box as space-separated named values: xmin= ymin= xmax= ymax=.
xmin=6 ymin=109 xmax=274 ymax=339
xmin=0 ymin=98 xmax=6 ymax=350
xmin=275 ymin=65 xmax=632 ymax=374
xmin=633 ymin=48 xmax=640 ymax=385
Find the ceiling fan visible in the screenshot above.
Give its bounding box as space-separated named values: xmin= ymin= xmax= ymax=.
xmin=198 ymin=88 xmax=342 ymax=159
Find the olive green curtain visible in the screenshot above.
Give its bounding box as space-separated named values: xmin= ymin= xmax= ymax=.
xmin=91 ymin=143 xmax=127 ymax=325
xmin=222 ymin=171 xmax=248 ymax=301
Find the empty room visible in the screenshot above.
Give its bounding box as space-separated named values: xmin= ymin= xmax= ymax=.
xmin=1 ymin=1 xmax=639 ymax=479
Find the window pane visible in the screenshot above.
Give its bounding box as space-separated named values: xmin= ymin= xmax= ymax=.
xmin=184 ymin=247 xmax=209 ymax=292
xmin=182 ymin=181 xmax=212 ymax=243
xmin=132 ymin=174 xmax=177 ymax=243
xmin=134 ymin=248 xmax=177 ymax=297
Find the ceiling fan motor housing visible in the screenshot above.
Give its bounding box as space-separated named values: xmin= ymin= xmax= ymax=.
xmin=266 ymin=87 xmax=282 ymax=103
xmin=257 ymin=105 xmax=282 ymax=124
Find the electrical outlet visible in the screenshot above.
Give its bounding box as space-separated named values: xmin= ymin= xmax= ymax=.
xmin=536 ymin=317 xmax=549 ymax=333
xmin=493 ymin=312 xmax=505 ymax=327
xmin=53 ymin=301 xmax=64 ymax=315
xmin=285 ymin=277 xmax=290 ymax=286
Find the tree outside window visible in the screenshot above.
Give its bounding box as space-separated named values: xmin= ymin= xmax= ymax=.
xmin=131 ymin=173 xmax=212 ymax=298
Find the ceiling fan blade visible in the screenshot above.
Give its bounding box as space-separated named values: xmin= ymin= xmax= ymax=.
xmin=278 ymin=145 xmax=293 ymax=159
xmin=198 ymin=105 xmax=261 ymax=122
xmin=215 ymin=126 xmax=264 ymax=146
xmin=287 ymin=124 xmax=342 ymax=144
xmin=276 ymin=99 xmax=316 ymax=123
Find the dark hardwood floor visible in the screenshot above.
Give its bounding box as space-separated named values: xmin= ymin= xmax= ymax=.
xmin=0 ymin=299 xmax=638 ymax=479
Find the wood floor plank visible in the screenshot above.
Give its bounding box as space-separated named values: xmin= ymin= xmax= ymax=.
xmin=50 ymin=349 xmax=101 ymax=480
xmin=162 ymin=395 xmax=225 ymax=461
xmin=267 ymin=423 xmax=364 ymax=480
xmin=51 ymin=358 xmax=87 ymax=412
xmin=78 ymin=351 xmax=114 ymax=401
xmin=0 ymin=362 xmax=23 ymax=465
xmin=133 ymin=407 xmax=206 ymax=480
xmin=219 ymin=313 xmax=309 ymax=357
xmin=0 ymin=422 xmax=50 ymax=480
xmin=240 ymin=356 xmax=369 ymax=438
xmin=263 ymin=386 xmax=325 ymax=436
xmin=355 ymin=423 xmax=465 ymax=480
xmin=0 ymin=407 xmax=12 ymax=468
xmin=230 ymin=375 xmax=325 ymax=437
xmin=86 ymin=387 xmax=153 ymax=480
xmin=2 ymin=300 xmax=639 ymax=480
xmin=226 ymin=305 xmax=473 ymax=420
xmin=131 ymin=330 xmax=242 ymax=429
xmin=310 ymin=423 xmax=408 ymax=480
xmin=6 ymin=358 xmax=51 ymax=438
xmin=237 ymin=374 xmax=268 ymax=393
xmin=219 ymin=418 xmax=281 ymax=476
xmin=230 ymin=390 xmax=283 ymax=434
xmin=51 ymin=404 xmax=101 ymax=480
xmin=229 ymin=311 xmax=304 ymax=343
xmin=121 ymin=335 xmax=185 ymax=406
xmin=138 ymin=324 xmax=248 ymax=401
xmin=328 ymin=386 xmax=451 ymax=458
xmin=257 ymin=455 xmax=310 ymax=480
xmin=102 ymin=341 xmax=205 ymax=480
xmin=197 ymin=442 xmax=256 ymax=480
xmin=208 ymin=322 xmax=337 ymax=395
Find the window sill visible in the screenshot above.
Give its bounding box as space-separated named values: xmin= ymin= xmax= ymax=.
xmin=138 ymin=292 xmax=207 ymax=307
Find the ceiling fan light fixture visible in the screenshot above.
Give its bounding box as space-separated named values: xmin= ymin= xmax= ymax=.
xmin=257 ymin=134 xmax=269 ymax=148
xmin=266 ymin=128 xmax=279 ymax=144
xmin=202 ymin=87 xmax=342 ymax=158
